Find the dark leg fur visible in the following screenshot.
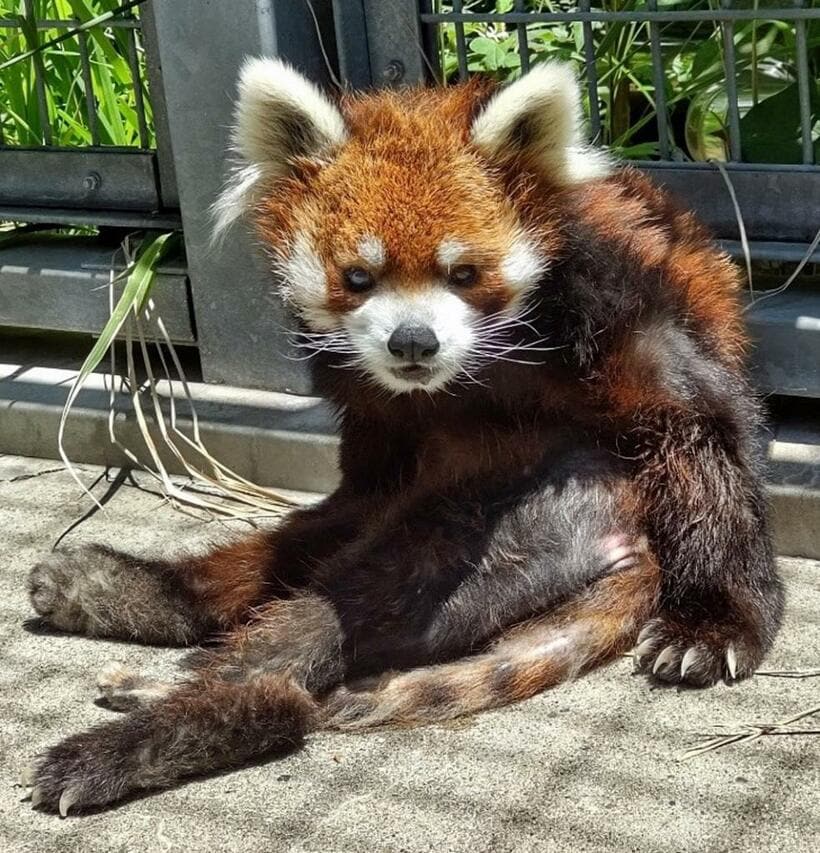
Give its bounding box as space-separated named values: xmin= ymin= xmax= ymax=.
xmin=316 ymin=455 xmax=642 ymax=674
xmin=28 ymin=675 xmax=315 ymax=815
xmin=27 ymin=492 xmax=362 ymax=645
xmin=27 ymin=593 xmax=344 ymax=814
xmin=28 ymin=544 xmax=232 ymax=645
xmin=25 ymin=452 xmax=647 ymax=812
xmin=630 ymin=403 xmax=784 ymax=686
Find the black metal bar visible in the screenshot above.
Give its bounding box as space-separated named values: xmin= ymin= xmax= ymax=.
xmin=0 ymin=205 xmax=181 ymax=229
xmin=359 ymin=0 xmax=428 ymax=86
xmin=453 ymin=0 xmax=468 ymax=81
xmin=138 ymin=0 xmax=179 ymax=207
xmin=126 ymin=24 xmax=150 ymax=148
xmin=0 ymin=239 xmax=195 ymax=343
xmin=419 ymin=10 xmax=820 ymax=24
xmin=22 ymin=0 xmax=53 ymax=146
xmin=578 ymin=0 xmax=601 ymax=142
xmin=794 ymin=7 xmax=814 ymax=166
xmin=720 ymin=0 xmax=742 ymax=162
xmin=0 ymin=149 xmax=160 ymax=210
xmin=332 ymin=0 xmax=372 ymax=87
xmin=76 ymin=27 xmax=100 ymax=147
xmin=514 ymin=0 xmax=529 ymax=74
xmin=647 ymin=0 xmax=669 ymax=160
xmin=149 ymin=0 xmax=318 ymax=393
xmin=639 ymin=163 xmax=820 ymax=243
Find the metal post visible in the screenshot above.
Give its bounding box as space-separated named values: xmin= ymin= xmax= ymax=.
xmin=578 ymin=0 xmax=601 ymax=142
xmin=720 ymin=0 xmax=742 ymax=162
xmin=332 ymin=0 xmax=372 ymax=88
xmin=361 ymin=0 xmax=430 ymax=86
xmin=139 ymin=1 xmax=178 ymax=207
xmin=647 ymin=0 xmax=670 ymax=160
xmin=452 ymin=0 xmax=469 ymax=82
xmin=794 ymin=2 xmax=815 ymax=166
xmin=148 ymin=0 xmax=337 ymax=394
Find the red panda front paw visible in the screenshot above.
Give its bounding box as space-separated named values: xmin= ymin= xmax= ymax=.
xmin=632 ymin=616 xmax=762 ymax=687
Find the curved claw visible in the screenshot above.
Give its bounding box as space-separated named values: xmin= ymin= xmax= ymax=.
xmin=652 ymin=645 xmax=678 ymax=675
xmin=635 ymin=622 xmax=657 ymax=647
xmin=30 ymin=786 xmax=43 ymax=808
xmin=725 ymin=644 xmax=738 ymax=680
xmin=59 ymin=787 xmax=80 ymax=818
xmin=680 ymin=647 xmax=700 ymax=680
xmin=633 ymin=637 xmax=656 ymax=659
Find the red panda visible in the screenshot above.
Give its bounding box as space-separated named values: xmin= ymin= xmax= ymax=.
xmin=23 ymin=59 xmax=783 ymax=815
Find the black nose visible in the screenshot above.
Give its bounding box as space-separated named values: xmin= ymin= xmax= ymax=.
xmin=387 ymin=324 xmax=440 ymax=362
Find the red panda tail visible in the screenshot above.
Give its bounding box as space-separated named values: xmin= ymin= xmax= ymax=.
xmin=322 ymin=560 xmax=661 ymax=729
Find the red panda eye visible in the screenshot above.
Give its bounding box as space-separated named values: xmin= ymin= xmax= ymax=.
xmin=343 ymin=267 xmax=375 ymax=293
xmin=448 ymin=264 xmax=478 ymax=287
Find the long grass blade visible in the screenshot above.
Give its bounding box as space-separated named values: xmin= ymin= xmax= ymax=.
xmin=57 ymin=231 xmax=176 ymax=508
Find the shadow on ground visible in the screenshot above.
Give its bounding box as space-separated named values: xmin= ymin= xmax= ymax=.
xmin=0 ymin=454 xmax=818 ymax=853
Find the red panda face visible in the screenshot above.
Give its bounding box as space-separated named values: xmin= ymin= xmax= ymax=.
xmin=215 ymin=60 xmax=610 ymax=394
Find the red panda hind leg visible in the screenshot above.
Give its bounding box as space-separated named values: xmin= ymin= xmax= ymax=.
xmin=24 ymin=593 xmax=344 ymax=814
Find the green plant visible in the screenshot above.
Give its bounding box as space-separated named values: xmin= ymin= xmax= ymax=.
xmin=0 ymin=0 xmax=153 ymax=147
xmin=47 ymin=230 xmax=297 ymax=519
xmin=435 ymin=1 xmax=820 ymax=163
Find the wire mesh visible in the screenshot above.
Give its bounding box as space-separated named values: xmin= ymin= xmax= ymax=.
xmin=0 ymin=0 xmax=153 ymax=149
xmin=422 ymin=1 xmax=820 ymax=167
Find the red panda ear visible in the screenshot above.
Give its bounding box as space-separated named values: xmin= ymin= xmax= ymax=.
xmin=470 ymin=63 xmax=610 ymax=185
xmin=213 ymin=57 xmax=347 ymax=237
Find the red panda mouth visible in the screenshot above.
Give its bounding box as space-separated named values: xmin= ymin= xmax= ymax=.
xmin=391 ymin=364 xmax=435 ymax=384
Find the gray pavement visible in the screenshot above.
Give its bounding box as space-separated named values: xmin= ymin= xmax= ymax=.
xmin=0 ymin=453 xmax=817 ymax=853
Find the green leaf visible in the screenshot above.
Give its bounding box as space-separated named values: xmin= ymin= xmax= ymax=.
xmin=469 ymin=36 xmax=508 ymax=71
xmin=57 ymin=230 xmax=178 ymax=506
xmin=740 ymin=80 xmax=820 ymax=165
xmin=74 ymin=232 xmax=176 ymax=381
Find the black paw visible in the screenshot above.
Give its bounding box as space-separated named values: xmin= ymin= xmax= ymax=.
xmin=28 ymin=546 xmax=123 ymax=635
xmin=28 ymin=550 xmax=89 ymax=633
xmin=21 ymin=723 xmax=137 ymax=816
xmin=97 ymin=662 xmax=173 ymax=711
xmin=632 ymin=616 xmax=762 ymax=687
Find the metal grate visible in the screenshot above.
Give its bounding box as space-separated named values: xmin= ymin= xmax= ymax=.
xmin=0 ymin=0 xmax=178 ymax=218
xmin=0 ymin=0 xmax=152 ymax=149
xmin=421 ymin=1 xmax=820 ymax=167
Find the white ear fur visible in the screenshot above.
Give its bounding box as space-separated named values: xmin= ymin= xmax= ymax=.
xmin=213 ymin=57 xmax=348 ymax=238
xmin=470 ymin=62 xmax=610 ymax=185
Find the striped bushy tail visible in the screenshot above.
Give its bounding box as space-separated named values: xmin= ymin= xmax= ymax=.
xmin=323 ymin=561 xmax=661 ymax=730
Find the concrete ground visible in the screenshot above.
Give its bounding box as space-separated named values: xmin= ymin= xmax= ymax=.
xmin=0 ymin=453 xmax=817 ymax=853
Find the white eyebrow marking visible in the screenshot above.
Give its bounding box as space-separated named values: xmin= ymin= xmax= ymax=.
xmin=501 ymin=233 xmax=547 ymax=295
xmin=499 ymin=232 xmax=548 ymax=314
xmin=357 ymin=234 xmax=387 ymax=269
xmin=436 ymin=238 xmax=468 ymax=269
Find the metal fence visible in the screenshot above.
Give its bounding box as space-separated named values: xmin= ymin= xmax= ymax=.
xmin=423 ymin=2 xmax=819 ymax=166
xmin=1 ymin=0 xmax=819 ymax=397
xmin=1 ymin=0 xmax=338 ymax=393
xmin=0 ymin=0 xmax=179 ymax=221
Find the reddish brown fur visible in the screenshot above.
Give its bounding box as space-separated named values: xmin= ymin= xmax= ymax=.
xmin=24 ymin=71 xmax=782 ymax=815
